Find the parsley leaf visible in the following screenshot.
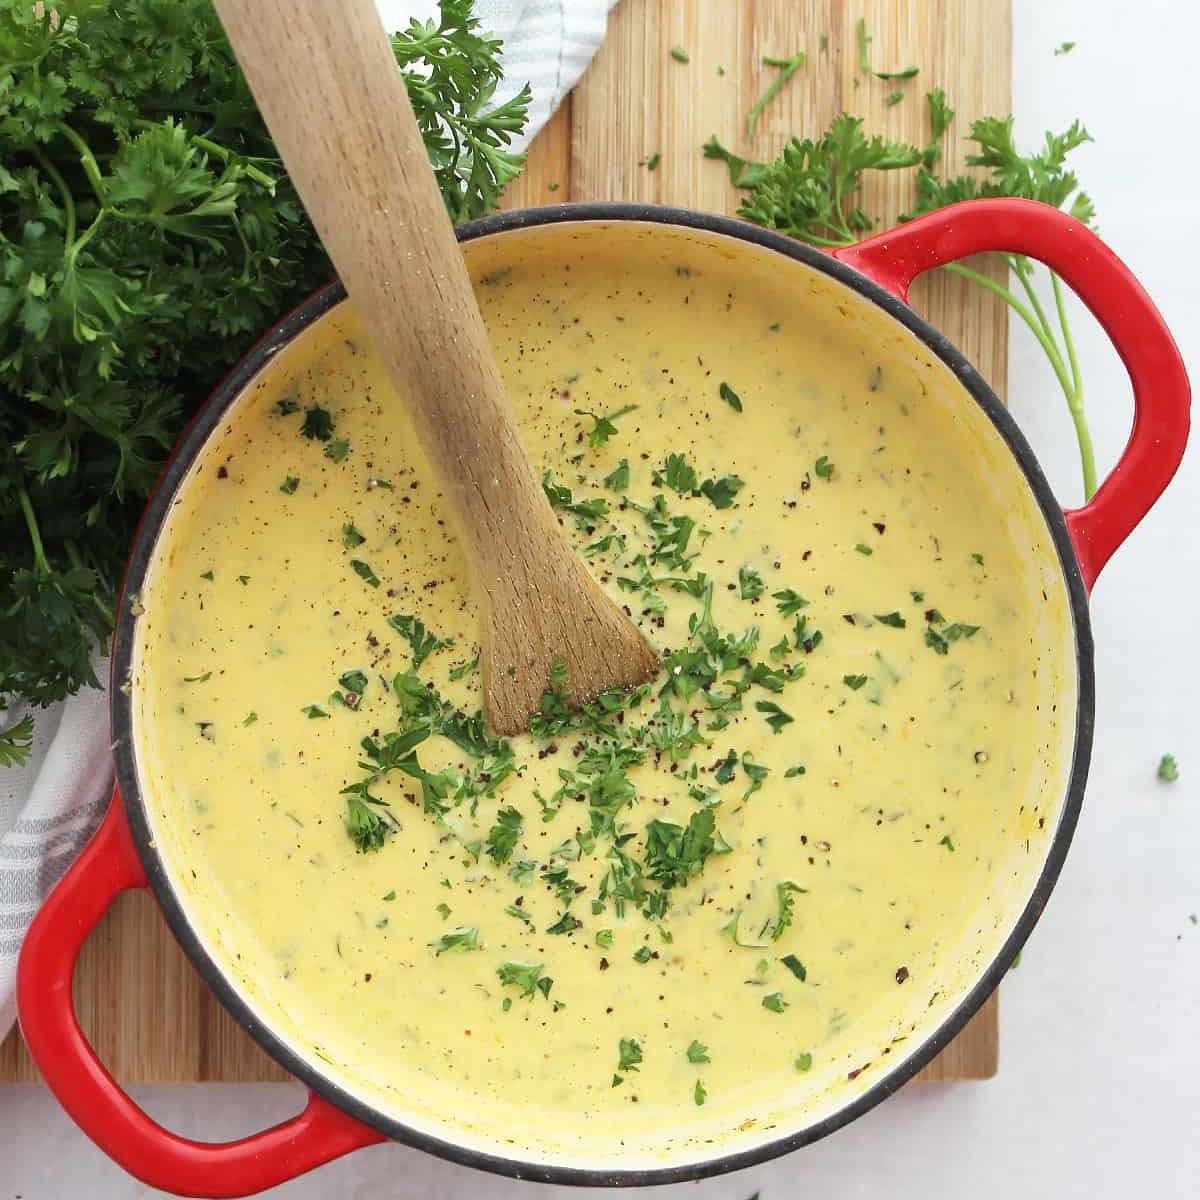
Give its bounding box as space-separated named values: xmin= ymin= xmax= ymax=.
xmin=497 ymin=961 xmax=552 ymax=999
xmin=617 ymin=1037 xmax=643 ymax=1072
xmin=485 ymin=806 xmax=522 ymax=864
xmin=431 ymin=925 xmax=479 ymax=955
xmin=300 ymin=405 xmax=334 ymax=441
xmin=575 ymin=404 xmax=637 ymax=447
xmin=718 ymin=381 xmax=743 ymax=412
xmin=687 ymin=1040 xmax=710 ymax=1064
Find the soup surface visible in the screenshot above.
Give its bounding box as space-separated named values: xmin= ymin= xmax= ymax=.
xmin=131 ymin=223 xmax=1074 ymax=1168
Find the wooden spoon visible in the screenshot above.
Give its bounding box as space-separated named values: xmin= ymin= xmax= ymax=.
xmin=212 ymin=0 xmax=658 ymax=734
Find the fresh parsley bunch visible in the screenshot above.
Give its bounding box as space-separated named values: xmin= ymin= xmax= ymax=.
xmin=0 ymin=0 xmax=529 ymax=761
xmin=706 ymin=88 xmax=1098 ymax=501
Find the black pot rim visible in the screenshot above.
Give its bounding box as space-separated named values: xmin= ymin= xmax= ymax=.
xmin=110 ymin=202 xmax=1095 ymax=1188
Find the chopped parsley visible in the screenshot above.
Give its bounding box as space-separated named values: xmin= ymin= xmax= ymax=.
xmin=874 ymin=611 xmax=906 ymax=628
xmin=755 ymin=700 xmax=793 ymax=734
xmin=485 ymin=806 xmax=523 ymax=864
xmin=302 ymin=704 xmax=328 ymax=719
xmin=497 ymin=961 xmax=552 ymax=999
xmin=854 ymin=542 xmax=873 ymax=556
xmin=1158 ymin=754 xmax=1179 ymax=782
xmin=431 ymin=925 xmax=479 ymax=955
xmin=843 ymin=674 xmax=868 ymax=690
xmin=687 ymin=1040 xmax=710 ymax=1064
xmin=698 ymin=474 xmax=744 ymax=509
xmin=939 ymin=834 xmax=956 ymax=852
xmin=694 ymin=1078 xmax=707 ymax=1106
xmin=350 ymin=559 xmax=380 ymax=587
xmin=300 ymin=404 xmax=333 ymax=441
xmin=617 ymin=1037 xmax=643 ymax=1072
xmin=718 ymin=381 xmax=743 ymax=412
xmin=773 ymin=589 xmax=809 ymax=615
xmin=279 ymin=476 xmax=299 ymax=494
xmin=738 ymin=566 xmax=764 ymax=599
xmin=341 ymin=522 xmax=365 ymax=549
xmin=795 ymin=1052 xmax=813 ymax=1072
xmin=814 ymin=455 xmax=834 ymax=479
xmin=670 ymin=45 xmax=689 ymax=63
xmin=388 ymin=613 xmax=450 ymax=669
xmin=604 ymin=458 xmax=631 ymax=491
xmin=781 ymin=953 xmax=807 ymax=981
xmin=762 ymin=992 xmax=788 ymax=1013
xmin=575 ymin=404 xmax=637 ymax=448
xmin=324 ymin=439 xmax=349 ymax=463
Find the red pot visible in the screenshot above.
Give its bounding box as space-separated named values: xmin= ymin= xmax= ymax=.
xmin=16 ymin=198 xmax=1190 ymax=1196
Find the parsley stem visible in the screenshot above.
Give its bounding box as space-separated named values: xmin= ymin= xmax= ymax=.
xmin=17 ymin=485 xmax=49 ymax=574
xmin=945 ymin=260 xmax=1095 ymax=502
xmin=747 ymin=53 xmax=806 ymax=136
xmin=1051 ymin=271 xmax=1096 ymax=498
xmin=53 ymin=121 xmax=105 ymax=205
xmin=31 ymin=147 xmax=75 ymax=247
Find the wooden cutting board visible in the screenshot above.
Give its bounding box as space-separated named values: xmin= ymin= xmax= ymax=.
xmin=0 ymin=0 xmax=1008 ymax=1087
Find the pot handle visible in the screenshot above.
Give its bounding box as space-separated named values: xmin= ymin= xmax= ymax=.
xmin=16 ymin=794 xmax=385 ymax=1198
xmin=832 ymin=197 xmax=1190 ymax=590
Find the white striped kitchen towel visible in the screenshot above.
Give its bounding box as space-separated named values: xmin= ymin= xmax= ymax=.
xmin=0 ymin=0 xmax=616 ymax=1044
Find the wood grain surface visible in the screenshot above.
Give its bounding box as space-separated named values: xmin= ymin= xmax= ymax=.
xmin=0 ymin=0 xmax=1008 ymax=1086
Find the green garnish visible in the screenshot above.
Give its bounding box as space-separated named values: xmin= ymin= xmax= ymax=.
xmin=644 ymin=807 xmax=717 ymax=888
xmin=738 ymin=566 xmax=765 ymax=600
xmin=324 ymin=439 xmax=350 ymax=463
xmin=699 ymin=475 xmax=744 ymax=509
xmin=338 ymin=670 xmax=368 ymax=695
xmin=772 ymin=589 xmax=809 ymax=615
xmin=0 ymin=715 xmax=34 ymax=768
xmin=694 ymin=1078 xmax=707 ymax=1106
xmin=302 ymin=704 xmax=328 ymax=719
xmin=505 ymin=903 xmax=532 ymax=925
xmin=575 ymin=404 xmax=637 ymax=448
xmin=617 ymin=1037 xmax=643 ymax=1071
xmin=843 ymin=674 xmax=868 ymax=690
xmin=183 ymin=671 xmax=212 ymax=683
xmin=795 ymin=1051 xmax=813 ymax=1072
xmin=299 ymin=404 xmax=333 ymax=442
xmin=275 ymin=398 xmax=301 ymax=416
xmin=497 ymin=961 xmax=552 ymax=999
xmin=436 ymin=902 xmax=451 ymax=920
xmin=784 ymin=764 xmax=806 ymax=777
xmin=547 ymin=911 xmax=583 ymax=935
xmin=632 ymin=944 xmax=654 ymax=963
xmin=1158 ymin=754 xmax=1179 ymax=782
xmin=241 ymin=712 xmax=258 ymax=726
xmin=596 ymin=929 xmax=615 ymax=949
xmin=642 ymin=151 xmax=662 ymax=171
xmin=341 ymin=522 xmax=365 ymax=549
xmin=658 ymin=453 xmax=699 ymax=495
xmin=485 ymin=806 xmax=523 ymax=864
xmin=431 ymin=925 xmax=479 ymax=955
xmin=939 ymin=835 xmax=956 ymax=852
xmin=280 ymin=476 xmax=300 ymax=494
xmin=854 ymin=543 xmax=873 ymax=556
xmin=874 ymin=611 xmax=906 ymax=628
xmin=388 ymin=613 xmax=450 ymax=669
xmin=670 ymin=45 xmax=689 ymax=63
xmin=718 ymin=381 xmax=743 ymax=412
xmin=449 ymin=650 xmax=481 ymax=680
xmin=781 ymin=953 xmax=807 ymax=981
xmin=604 ymin=459 xmax=631 ymax=491
xmin=762 ymin=992 xmax=788 ymax=1013
xmin=755 ymin=700 xmax=793 ymax=734
xmin=687 ymin=1040 xmax=710 ymax=1064
xmin=814 ymin=455 xmax=834 ymax=479
xmin=350 ymin=559 xmax=381 ymax=587
xmin=762 ymin=881 xmax=805 ymax=940
xmin=1054 ymin=41 xmax=1076 ymax=55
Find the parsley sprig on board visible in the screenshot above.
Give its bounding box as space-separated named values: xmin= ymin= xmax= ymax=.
xmin=0 ymin=0 xmax=530 ymax=756
xmin=706 ymin=77 xmax=1099 ymax=501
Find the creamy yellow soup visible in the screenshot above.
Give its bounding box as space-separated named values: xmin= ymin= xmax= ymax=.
xmin=131 ymin=222 xmax=1075 ymax=1169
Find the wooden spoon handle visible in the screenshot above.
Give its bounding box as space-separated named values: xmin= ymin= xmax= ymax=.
xmin=212 ymin=0 xmax=555 ymax=580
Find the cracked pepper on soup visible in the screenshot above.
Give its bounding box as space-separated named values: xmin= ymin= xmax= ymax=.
xmin=130 ymin=223 xmax=1073 ymax=1167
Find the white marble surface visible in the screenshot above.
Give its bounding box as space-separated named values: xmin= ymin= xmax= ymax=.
xmin=3 ymin=0 xmax=1197 ymax=1195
